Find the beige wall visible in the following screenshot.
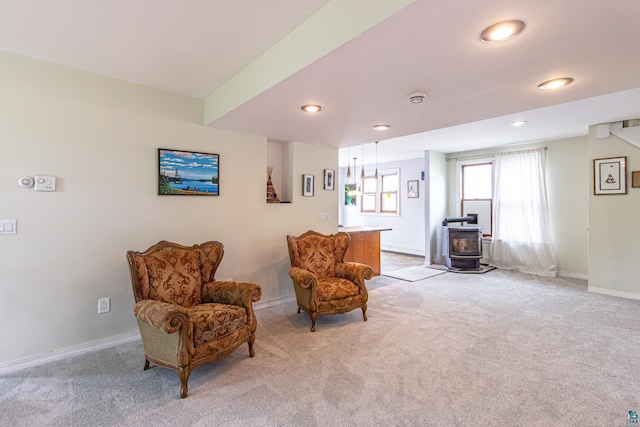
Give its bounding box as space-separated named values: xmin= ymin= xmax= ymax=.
xmin=0 ymin=51 xmax=338 ymax=365
xmin=445 ymin=136 xmax=589 ymax=278
xmin=588 ymin=127 xmax=640 ymax=296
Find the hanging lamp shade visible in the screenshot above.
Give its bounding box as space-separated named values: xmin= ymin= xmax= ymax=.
xmin=352 ymin=157 xmax=358 ymax=184
xmin=346 ymin=148 xmax=351 ymax=179
xmin=374 ymin=141 xmax=379 ymax=179
xmin=360 ymin=145 xmax=365 ymax=179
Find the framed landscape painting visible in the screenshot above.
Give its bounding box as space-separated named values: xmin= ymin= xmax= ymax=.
xmin=158 ymin=148 xmax=219 ymax=196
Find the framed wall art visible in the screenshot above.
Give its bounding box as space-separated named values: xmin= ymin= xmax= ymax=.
xmin=324 ymin=169 xmax=335 ymax=190
xmin=632 ymin=171 xmax=640 ymax=188
xmin=158 ymin=148 xmax=219 ymax=196
xmin=407 ymin=180 xmax=419 ymax=198
xmin=344 ymin=184 xmax=357 ymax=205
xmin=302 ymin=174 xmax=314 ymax=197
xmin=594 ymin=156 xmax=626 ymax=195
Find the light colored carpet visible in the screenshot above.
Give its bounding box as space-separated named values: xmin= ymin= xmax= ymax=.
xmin=2 ymin=269 xmax=640 ymax=426
xmin=383 ymin=265 xmax=447 ymax=281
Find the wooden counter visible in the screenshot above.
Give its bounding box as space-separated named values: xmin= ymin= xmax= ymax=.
xmin=338 ymin=226 xmax=391 ymax=276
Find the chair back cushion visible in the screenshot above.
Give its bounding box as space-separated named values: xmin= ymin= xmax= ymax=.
xmin=137 ymin=246 xmax=203 ymax=307
xmin=128 ymin=241 xmax=225 ymax=308
xmin=287 ymin=231 xmax=350 ymax=279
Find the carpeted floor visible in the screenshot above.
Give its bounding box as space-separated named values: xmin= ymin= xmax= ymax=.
xmin=2 ymin=268 xmax=640 ymax=426
xmin=383 ymin=266 xmax=446 ymax=281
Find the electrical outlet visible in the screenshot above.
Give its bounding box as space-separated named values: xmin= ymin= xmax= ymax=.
xmin=98 ymin=297 xmax=110 ymax=314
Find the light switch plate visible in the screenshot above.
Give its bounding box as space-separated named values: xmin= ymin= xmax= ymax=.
xmin=35 ymin=176 xmax=56 ymax=191
xmin=0 ymin=220 xmax=17 ymax=235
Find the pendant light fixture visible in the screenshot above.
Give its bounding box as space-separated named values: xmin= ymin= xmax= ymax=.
xmin=374 ymin=141 xmax=379 ymax=180
xmin=346 ymin=148 xmax=351 ymax=180
xmin=347 ymin=156 xmax=361 ymax=196
xmin=360 ymin=145 xmax=365 ymax=180
xmin=352 ymin=157 xmax=358 ymax=184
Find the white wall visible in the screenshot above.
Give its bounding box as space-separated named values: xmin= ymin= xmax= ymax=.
xmin=425 ymin=151 xmax=448 ymax=265
xmin=0 ymin=51 xmax=338 ymax=365
xmin=339 ymin=158 xmax=425 ymax=255
xmin=588 ymin=127 xmax=640 ymax=297
xmin=545 ymin=137 xmax=589 ymax=277
xmin=445 ymin=136 xmax=589 ymax=278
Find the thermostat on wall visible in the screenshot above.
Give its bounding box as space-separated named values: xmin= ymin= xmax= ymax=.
xmin=34 ymin=175 xmax=56 ymax=191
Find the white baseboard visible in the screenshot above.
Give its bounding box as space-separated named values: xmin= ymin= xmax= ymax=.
xmin=0 ymin=297 xmax=295 ymax=375
xmin=0 ymin=331 xmax=141 ymax=375
xmin=381 ymin=245 xmax=425 ymax=257
xmin=254 ymin=294 xmax=296 ymax=311
xmin=588 ymin=286 xmax=640 ymax=301
xmin=557 ymin=271 xmax=588 ymax=280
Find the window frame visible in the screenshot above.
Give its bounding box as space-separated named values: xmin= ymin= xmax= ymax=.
xmin=359 ymin=168 xmax=400 ymax=216
xmin=457 ymin=159 xmax=494 ymax=237
xmin=360 ymin=175 xmax=377 ymax=213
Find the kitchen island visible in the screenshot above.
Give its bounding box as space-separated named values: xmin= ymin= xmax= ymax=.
xmin=338 ymin=226 xmax=392 ymax=276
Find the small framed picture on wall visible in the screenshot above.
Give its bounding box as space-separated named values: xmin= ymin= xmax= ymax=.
xmin=302 ymin=174 xmax=314 ymax=196
xmin=594 ymin=156 xmax=626 ymax=195
xmin=324 ymin=169 xmax=335 ymax=190
xmin=407 ymin=180 xmax=419 ymax=198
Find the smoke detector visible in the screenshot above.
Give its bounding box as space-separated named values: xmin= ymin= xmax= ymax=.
xmin=408 ymin=92 xmax=428 ymax=104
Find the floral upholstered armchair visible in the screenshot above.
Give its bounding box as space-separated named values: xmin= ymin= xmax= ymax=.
xmin=126 ymin=240 xmax=261 ymax=398
xmin=286 ymin=230 xmax=374 ymax=332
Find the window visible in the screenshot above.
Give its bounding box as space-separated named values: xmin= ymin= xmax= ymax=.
xmin=459 ymin=161 xmax=493 ymax=236
xmin=361 ymin=176 xmax=377 ymax=213
xmin=380 ymin=171 xmax=398 ymax=213
xmin=359 ymin=169 xmax=399 ymax=215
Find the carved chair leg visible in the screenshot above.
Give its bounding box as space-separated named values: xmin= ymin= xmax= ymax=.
xmin=248 ymin=334 xmax=256 ymax=357
xmin=144 ymin=359 xmax=150 ymax=370
xmin=310 ymin=312 xmax=317 ymax=332
xmin=362 ymin=305 xmax=368 ymax=322
xmin=178 ymin=367 xmax=191 ymax=399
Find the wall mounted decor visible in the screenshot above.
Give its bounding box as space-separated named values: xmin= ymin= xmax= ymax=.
xmin=345 ymin=184 xmax=357 ymax=205
xmin=266 ymin=166 xmax=280 ymax=203
xmin=407 ymin=180 xmax=419 ymax=198
xmin=324 ymin=169 xmax=335 ymax=190
xmin=158 ymin=148 xmax=219 ymax=196
xmin=632 ymin=171 xmax=640 ymax=188
xmin=302 ymin=174 xmax=314 ymax=197
xmin=594 ymin=156 xmax=626 ymax=195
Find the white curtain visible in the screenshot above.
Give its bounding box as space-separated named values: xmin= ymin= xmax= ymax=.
xmin=489 ymin=148 xmax=557 ymax=277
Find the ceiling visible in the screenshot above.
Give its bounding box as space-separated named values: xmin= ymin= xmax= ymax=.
xmin=2 ymin=0 xmax=640 ymax=166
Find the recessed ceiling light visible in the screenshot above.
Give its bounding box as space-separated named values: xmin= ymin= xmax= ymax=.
xmin=408 ymin=92 xmax=428 ymax=103
xmin=537 ymin=77 xmax=574 ymax=90
xmin=373 ymin=124 xmax=390 ymax=131
xmin=480 ymin=20 xmax=525 ymax=43
xmin=510 ymin=120 xmax=527 ymax=127
xmin=301 ymin=104 xmax=323 ymax=113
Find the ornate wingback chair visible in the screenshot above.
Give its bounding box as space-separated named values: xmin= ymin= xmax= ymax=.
xmin=286 ymin=230 xmax=373 ymax=331
xmin=127 ymin=240 xmax=261 ymax=398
